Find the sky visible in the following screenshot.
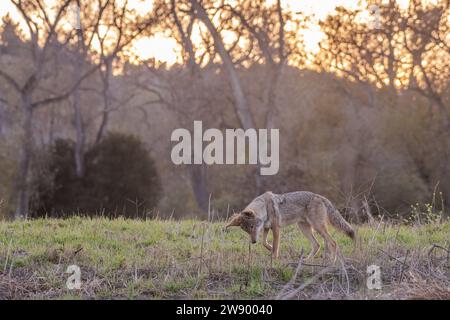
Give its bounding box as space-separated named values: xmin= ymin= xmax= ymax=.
xmin=0 ymin=0 xmax=412 ymax=65
xmin=132 ymin=0 xmax=368 ymax=64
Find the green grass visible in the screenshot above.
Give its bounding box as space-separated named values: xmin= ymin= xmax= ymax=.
xmin=0 ymin=217 xmax=448 ymax=299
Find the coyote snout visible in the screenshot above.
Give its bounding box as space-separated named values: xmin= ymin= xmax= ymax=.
xmin=226 ymin=191 xmax=356 ymax=260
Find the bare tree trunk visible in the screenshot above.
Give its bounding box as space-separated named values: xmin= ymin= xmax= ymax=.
xmin=13 ymin=94 xmax=33 ymax=219
xmin=191 ymin=0 xmax=254 ymax=131
xmin=48 ymin=106 xmax=55 ymax=145
xmin=72 ymin=28 xmax=86 ymax=177
xmin=191 ymin=0 xmax=263 ymax=194
xmin=264 ymin=0 xmax=284 ymax=131
xmin=386 ymin=30 xmax=396 ymax=95
xmin=261 ymin=1 xmax=284 ymax=191
xmin=0 ymin=89 xmax=6 ymax=137
xmin=96 ymin=58 xmax=112 ymax=143
xmin=73 ymin=85 xmax=85 ymax=177
xmin=254 ymin=63 xmax=283 ymax=194
xmin=190 ymin=164 xmax=209 ymax=214
xmin=265 ymin=64 xmax=282 ymax=131
xmin=168 ymin=2 xmax=212 ymax=214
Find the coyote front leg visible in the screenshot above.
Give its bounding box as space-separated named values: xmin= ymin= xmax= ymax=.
xmin=272 ymin=226 xmax=280 ymax=258
xmin=262 ymin=228 xmax=272 ymax=251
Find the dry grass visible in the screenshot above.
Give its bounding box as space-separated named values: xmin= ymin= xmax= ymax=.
xmin=0 ymin=217 xmax=448 ymax=299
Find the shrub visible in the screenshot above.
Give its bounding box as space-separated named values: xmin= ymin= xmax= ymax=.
xmin=31 ymin=133 xmax=161 ymax=218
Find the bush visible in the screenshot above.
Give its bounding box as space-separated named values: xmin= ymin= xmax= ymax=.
xmin=31 ymin=133 xmax=161 ymax=218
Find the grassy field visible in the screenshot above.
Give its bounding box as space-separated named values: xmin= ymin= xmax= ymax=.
xmin=0 ymin=217 xmax=448 ymax=299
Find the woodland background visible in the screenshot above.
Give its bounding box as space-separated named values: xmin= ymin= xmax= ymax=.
xmin=0 ymin=0 xmax=449 ymax=222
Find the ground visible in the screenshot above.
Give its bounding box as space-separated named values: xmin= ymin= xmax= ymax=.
xmin=0 ymin=217 xmax=449 ymax=299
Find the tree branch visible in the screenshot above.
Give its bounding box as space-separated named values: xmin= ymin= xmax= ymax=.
xmin=0 ymin=70 xmax=21 ymax=93
xmin=31 ymin=65 xmax=100 ymax=109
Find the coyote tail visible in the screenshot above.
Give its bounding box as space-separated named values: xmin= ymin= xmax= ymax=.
xmin=320 ymin=197 xmax=356 ymax=240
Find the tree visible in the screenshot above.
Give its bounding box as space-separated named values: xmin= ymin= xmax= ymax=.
xmin=31 ymin=133 xmax=161 ymax=218
xmin=402 ymin=0 xmax=449 ymax=130
xmin=189 ymin=0 xmax=255 ymax=131
xmin=93 ymin=0 xmax=158 ymax=143
xmin=221 ymin=0 xmax=306 ymax=129
xmin=145 ymin=1 xmax=307 ymax=210
xmin=0 ymin=0 xmax=100 ymax=219
xmin=316 ymin=0 xmax=450 ymax=214
xmin=70 ymin=0 xmax=159 ymax=177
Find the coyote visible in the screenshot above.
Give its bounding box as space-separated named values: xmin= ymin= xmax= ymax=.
xmin=226 ymin=191 xmax=355 ymax=260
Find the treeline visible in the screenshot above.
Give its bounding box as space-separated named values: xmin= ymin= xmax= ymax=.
xmin=0 ymin=0 xmax=448 ymax=222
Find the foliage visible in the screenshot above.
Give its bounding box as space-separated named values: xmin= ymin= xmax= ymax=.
xmin=30 ymin=133 xmax=161 ymax=218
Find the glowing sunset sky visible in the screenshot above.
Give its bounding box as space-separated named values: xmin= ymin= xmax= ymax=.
xmin=0 ymin=0 xmax=412 ymax=65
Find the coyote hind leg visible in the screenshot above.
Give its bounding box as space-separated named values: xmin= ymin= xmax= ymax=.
xmin=315 ymin=224 xmax=338 ymax=263
xmin=298 ymin=222 xmax=320 ymax=260
xmin=308 ymin=199 xmax=338 ymax=263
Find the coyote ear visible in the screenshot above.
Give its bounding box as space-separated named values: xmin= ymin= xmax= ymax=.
xmin=242 ymin=210 xmax=256 ymax=218
xmin=226 ymin=213 xmax=242 ymax=229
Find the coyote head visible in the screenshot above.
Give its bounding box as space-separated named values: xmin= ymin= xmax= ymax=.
xmin=225 ymin=209 xmax=262 ymax=243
